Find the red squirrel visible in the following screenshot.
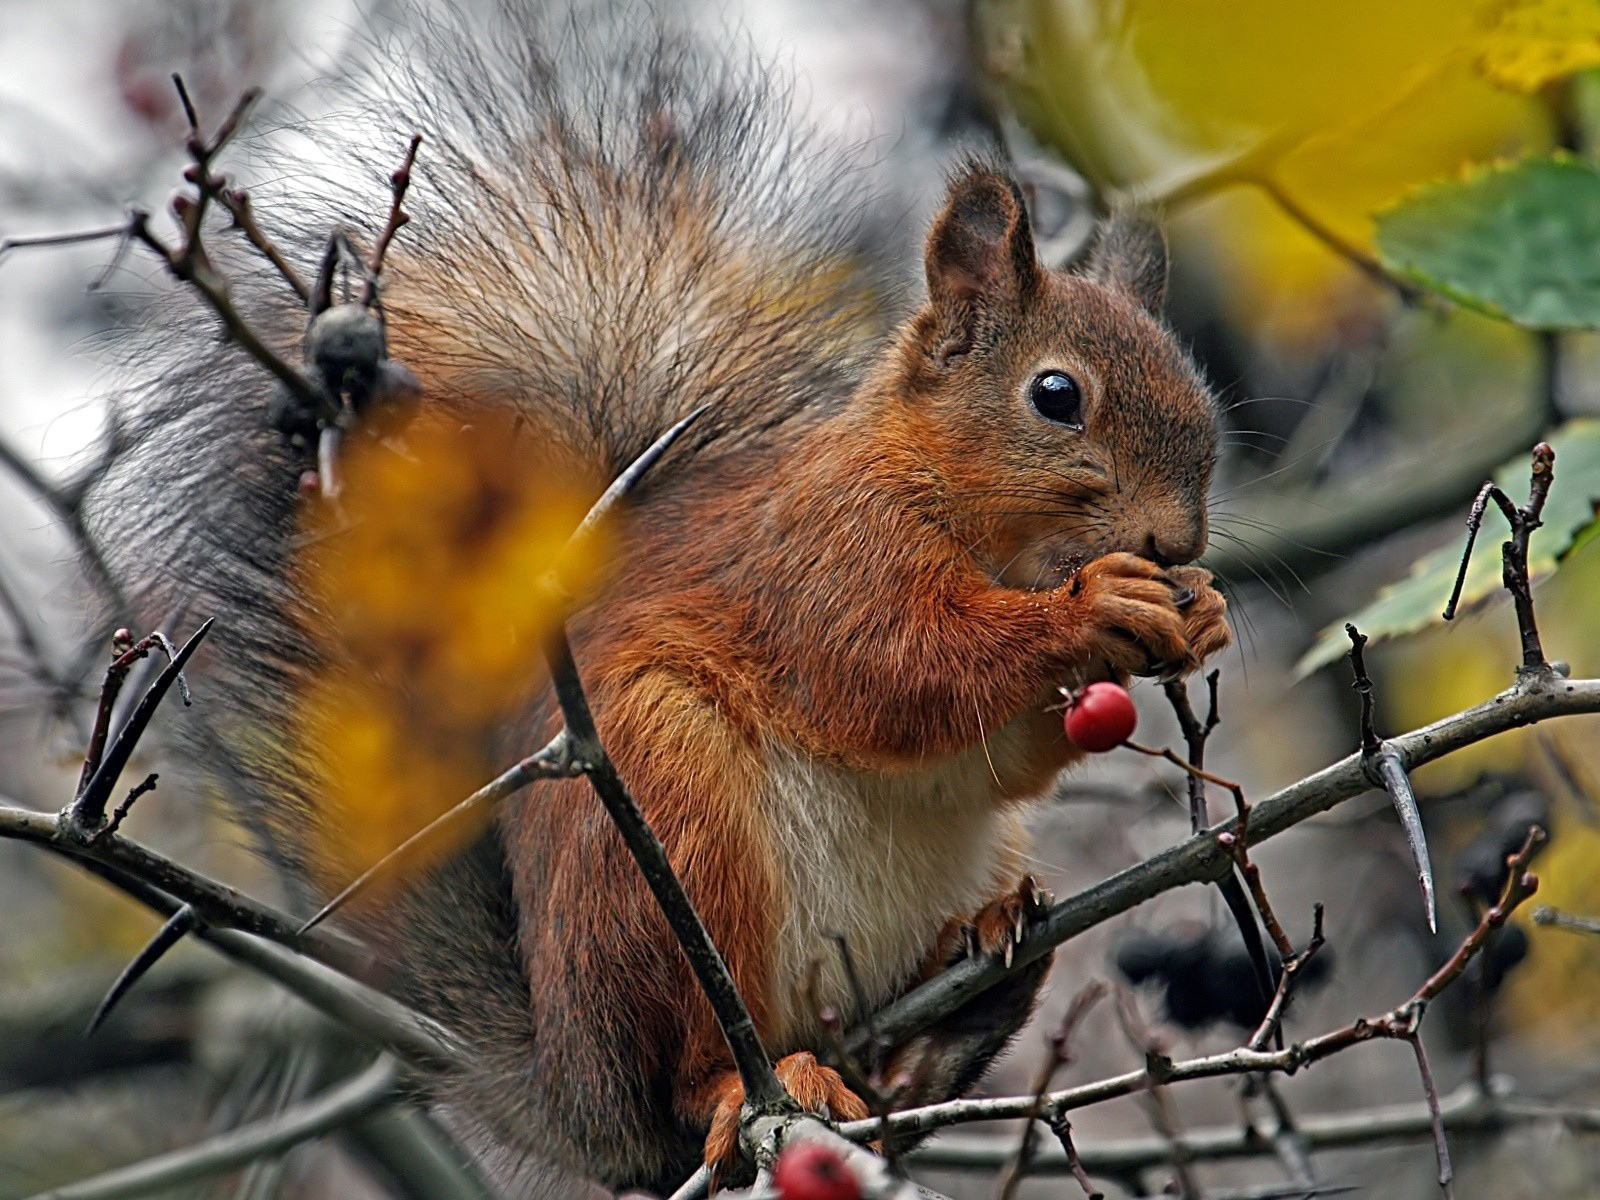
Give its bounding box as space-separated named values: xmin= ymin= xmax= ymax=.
xmin=88 ymin=9 xmax=1230 ymax=1193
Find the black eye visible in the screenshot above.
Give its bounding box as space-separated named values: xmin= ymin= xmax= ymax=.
xmin=1029 ymin=371 xmax=1083 ymax=427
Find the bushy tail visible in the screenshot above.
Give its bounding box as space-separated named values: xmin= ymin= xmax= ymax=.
xmin=85 ymin=4 xmax=892 ymax=1183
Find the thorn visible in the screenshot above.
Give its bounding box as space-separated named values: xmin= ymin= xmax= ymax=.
xmin=1374 ymin=749 xmax=1437 ymax=932
xmin=88 ymin=906 xmax=200 ymax=1034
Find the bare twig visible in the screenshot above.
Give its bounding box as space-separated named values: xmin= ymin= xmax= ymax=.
xmin=1251 ymin=174 xmax=1424 ymax=304
xmin=0 ymin=433 xmax=130 ymax=619
xmin=0 ymin=548 xmax=62 ymax=694
xmin=1156 ymin=672 xmax=1282 ymax=1007
xmin=914 ymin=1085 xmax=1600 ymax=1174
xmin=65 ymin=620 xmax=211 ymax=837
xmin=1247 ymin=904 xmax=1326 ymax=1051
xmin=298 ymin=730 xmax=583 ymax=934
xmin=100 ymin=771 xmax=159 ymax=839
xmin=1249 ymin=1076 xmax=1316 ymax=1191
xmin=842 ymin=850 xmax=1537 ymax=1142
xmin=1346 ymin=626 xmax=1380 ymax=757
xmin=1532 ymin=905 xmax=1600 ymax=935
xmin=996 ymin=981 xmax=1108 ymax=1200
xmin=1112 ymin=990 xmax=1199 ymax=1199
xmin=0 ymin=223 xmax=141 ymax=261
xmin=362 ymin=133 xmax=423 ymax=307
xmin=1042 ymin=1116 xmax=1104 ymax=1200
xmin=1162 ymin=671 xmax=1221 ymax=832
xmin=1442 ymin=442 xmax=1555 ymax=674
xmin=1442 ymin=482 xmax=1516 ymax=622
xmin=1126 ymin=735 xmax=1295 ymax=966
xmin=219 ymin=186 xmax=309 ymax=301
xmin=1409 ymin=1034 xmax=1453 ymax=1199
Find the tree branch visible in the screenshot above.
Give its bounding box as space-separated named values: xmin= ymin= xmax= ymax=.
xmin=543 ymin=627 xmax=786 ymax=1114
xmin=0 ymin=799 xmax=367 ymax=975
xmin=53 ymin=849 xmax=459 ymax=1072
xmin=20 ymin=1056 xmax=401 ymax=1200
xmin=850 ymin=672 xmax=1597 ymax=1053
xmin=910 ymin=1086 xmax=1600 ymax=1175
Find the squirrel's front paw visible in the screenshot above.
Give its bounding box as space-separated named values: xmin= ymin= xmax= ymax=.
xmin=938 ymin=874 xmax=1053 ymax=969
xmin=1070 ymin=552 xmax=1193 ymax=676
xmin=702 ymin=1053 xmax=868 ymax=1183
xmin=1166 ymin=565 xmax=1231 ymax=667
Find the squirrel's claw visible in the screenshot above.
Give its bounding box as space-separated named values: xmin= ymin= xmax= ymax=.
xmin=947 ymin=875 xmax=1053 ymax=971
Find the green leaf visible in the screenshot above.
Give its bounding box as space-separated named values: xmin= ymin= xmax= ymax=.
xmin=1296 ymin=419 xmax=1600 ymax=675
xmin=1376 ymin=156 xmax=1600 ymax=330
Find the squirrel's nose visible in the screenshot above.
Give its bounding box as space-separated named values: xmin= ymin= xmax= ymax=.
xmin=1142 ymin=528 xmax=1203 ymax=568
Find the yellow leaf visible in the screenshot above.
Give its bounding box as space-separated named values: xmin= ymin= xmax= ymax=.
xmin=1476 ymin=0 xmax=1600 ymax=93
xmin=984 ymin=0 xmax=1556 ymax=340
xmin=290 ymin=405 xmax=605 ymax=891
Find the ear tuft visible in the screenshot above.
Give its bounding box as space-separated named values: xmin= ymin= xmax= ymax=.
xmin=925 ymin=163 xmax=1040 ymax=317
xmin=1083 ymin=212 xmax=1168 ymax=314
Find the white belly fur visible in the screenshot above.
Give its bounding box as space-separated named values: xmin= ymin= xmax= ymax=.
xmin=761 ymin=718 xmax=1040 ymax=1047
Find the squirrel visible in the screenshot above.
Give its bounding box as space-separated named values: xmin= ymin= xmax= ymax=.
xmin=86 ymin=6 xmax=1231 ymax=1193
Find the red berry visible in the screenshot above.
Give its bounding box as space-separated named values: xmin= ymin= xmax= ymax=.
xmin=1063 ymin=681 xmax=1137 ymax=752
xmin=772 ymin=1140 xmax=861 ymax=1200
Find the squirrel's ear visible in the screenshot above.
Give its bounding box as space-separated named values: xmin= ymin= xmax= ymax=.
xmin=925 ymin=167 xmax=1040 ymax=317
xmin=1083 ymin=212 xmax=1168 ymax=314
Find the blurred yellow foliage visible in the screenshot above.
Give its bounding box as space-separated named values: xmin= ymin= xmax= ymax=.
xmin=984 ymin=0 xmax=1573 ymax=336
xmin=291 ymin=406 xmax=601 ymax=890
xmin=1506 ymin=790 xmax=1600 ymax=1041
xmin=1479 ymin=0 xmax=1600 ymax=92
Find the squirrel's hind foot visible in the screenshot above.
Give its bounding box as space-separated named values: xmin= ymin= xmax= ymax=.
xmin=700 ymin=1052 xmax=869 ymax=1186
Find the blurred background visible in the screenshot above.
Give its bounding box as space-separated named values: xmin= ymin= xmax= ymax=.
xmin=3 ymin=1 xmax=1600 ymax=1198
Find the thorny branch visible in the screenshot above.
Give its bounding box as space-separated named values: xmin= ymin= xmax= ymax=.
xmin=47 ymin=846 xmax=458 ymax=1071
xmin=0 ymin=799 xmax=366 ymax=974
xmin=861 ymin=441 xmax=1574 ymax=1057
xmin=850 ymin=671 xmax=1598 ymax=1055
xmin=841 ymin=828 xmax=1544 ymax=1148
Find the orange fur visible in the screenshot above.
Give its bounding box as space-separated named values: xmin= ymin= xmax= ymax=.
xmin=488 ymin=168 xmax=1231 ymax=1180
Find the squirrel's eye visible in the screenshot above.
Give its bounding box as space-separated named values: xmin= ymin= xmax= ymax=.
xmin=1029 ymin=371 xmax=1083 ymax=428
